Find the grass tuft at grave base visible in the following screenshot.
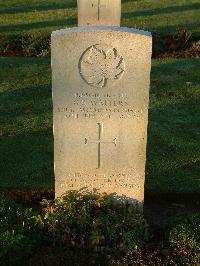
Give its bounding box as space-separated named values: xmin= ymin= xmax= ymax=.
xmin=0 ymin=56 xmax=200 ymax=199
xmin=0 ymin=190 xmax=199 ymax=266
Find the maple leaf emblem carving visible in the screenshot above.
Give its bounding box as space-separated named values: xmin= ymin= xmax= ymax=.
xmin=79 ymin=45 xmax=125 ymax=87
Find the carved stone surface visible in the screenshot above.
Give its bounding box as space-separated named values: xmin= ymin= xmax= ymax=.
xmin=52 ymin=26 xmax=152 ymax=208
xmin=77 ymin=0 xmax=121 ymax=27
xmin=79 ymin=44 xmax=125 ymax=87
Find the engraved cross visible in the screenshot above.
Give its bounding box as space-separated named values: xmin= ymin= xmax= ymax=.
xmin=92 ymin=0 xmax=107 ymax=21
xmin=85 ymin=123 xmax=117 ymax=169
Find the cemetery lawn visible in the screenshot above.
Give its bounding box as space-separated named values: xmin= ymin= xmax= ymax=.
xmin=0 ymin=56 xmax=199 ymax=195
xmin=0 ymin=0 xmax=199 ymax=36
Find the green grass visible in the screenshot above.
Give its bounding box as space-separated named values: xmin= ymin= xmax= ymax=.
xmin=0 ymin=0 xmax=199 ymax=56
xmin=0 ymin=0 xmax=199 ymax=36
xmin=147 ymin=59 xmax=200 ymax=193
xmin=0 ymin=57 xmax=199 ymax=193
xmin=0 ymin=57 xmax=53 ymax=189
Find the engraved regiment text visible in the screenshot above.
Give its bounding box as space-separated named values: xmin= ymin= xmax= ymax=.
xmin=56 ymin=92 xmax=144 ymax=119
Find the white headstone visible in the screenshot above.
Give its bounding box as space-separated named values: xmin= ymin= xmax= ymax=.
xmin=52 ymin=26 xmax=152 ymax=208
xmin=78 ymin=0 xmax=121 ymax=26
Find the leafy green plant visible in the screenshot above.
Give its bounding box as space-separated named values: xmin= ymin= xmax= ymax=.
xmin=165 ymin=214 xmax=200 ymax=266
xmin=0 ymin=200 xmax=43 ymax=265
xmin=41 ymin=190 xmax=149 ymax=263
xmin=0 ymin=194 xmax=199 ymax=265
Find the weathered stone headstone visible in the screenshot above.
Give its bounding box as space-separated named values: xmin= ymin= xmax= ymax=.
xmin=78 ymin=0 xmax=121 ymax=26
xmin=52 ymin=0 xmax=152 ymax=208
